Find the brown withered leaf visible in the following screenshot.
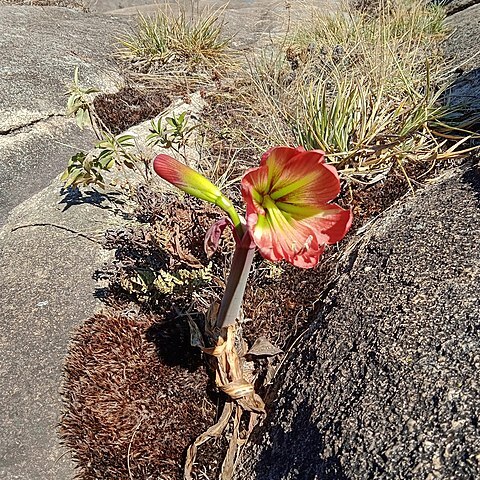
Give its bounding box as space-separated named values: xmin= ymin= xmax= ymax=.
xmin=246 ymin=336 xmax=283 ymax=358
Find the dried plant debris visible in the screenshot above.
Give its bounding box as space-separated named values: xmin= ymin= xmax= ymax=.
xmin=94 ymin=87 xmax=171 ymax=135
xmin=60 ymin=310 xmax=216 ymax=480
xmin=99 ymin=192 xmax=230 ymax=310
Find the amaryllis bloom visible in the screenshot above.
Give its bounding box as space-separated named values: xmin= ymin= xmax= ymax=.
xmin=241 ymin=146 xmax=352 ymax=268
xmin=153 ymin=154 xmax=243 ymax=236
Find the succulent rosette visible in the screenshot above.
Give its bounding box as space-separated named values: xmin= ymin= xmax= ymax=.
xmin=241 ymin=146 xmax=352 ymax=268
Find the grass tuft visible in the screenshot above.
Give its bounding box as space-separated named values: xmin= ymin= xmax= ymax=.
xmin=245 ymin=0 xmax=475 ymax=184
xmin=118 ymin=7 xmax=230 ymax=72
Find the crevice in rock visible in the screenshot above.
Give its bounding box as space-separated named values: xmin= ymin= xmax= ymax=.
xmin=0 ymin=113 xmax=65 ymax=136
xmin=445 ymin=0 xmax=480 ymax=15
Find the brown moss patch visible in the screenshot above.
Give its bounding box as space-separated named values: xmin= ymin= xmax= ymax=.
xmin=94 ymin=87 xmax=171 ymax=135
xmin=60 ymin=310 xmax=216 ymax=480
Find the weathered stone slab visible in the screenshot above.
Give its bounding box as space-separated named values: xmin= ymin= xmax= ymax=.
xmin=0 ymin=181 xmax=118 ymax=480
xmin=0 ymin=6 xmax=127 ymax=132
xmin=444 ymin=3 xmax=480 ymax=72
xmin=235 ymin=162 xmax=480 ymax=479
xmin=442 ymin=0 xmax=480 ymax=15
xmin=0 ymin=6 xmax=130 ymax=222
xmin=0 ymin=117 xmax=96 ymax=226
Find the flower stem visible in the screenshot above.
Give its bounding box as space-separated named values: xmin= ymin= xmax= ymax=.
xmin=216 ymin=235 xmax=255 ymax=330
xmin=216 ymin=196 xmax=244 ymax=239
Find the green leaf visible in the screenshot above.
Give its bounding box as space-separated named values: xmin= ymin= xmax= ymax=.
xmin=82 ymin=108 xmax=91 ymax=127
xmin=75 ymin=108 xmax=86 ymax=129
xmin=116 ymin=134 xmax=135 ymax=142
xmin=83 ymin=87 xmax=100 ymax=95
xmin=97 ymin=149 xmax=113 ymax=161
xmin=166 ymin=117 xmax=177 ymax=128
xmin=177 ymin=111 xmax=187 ymax=124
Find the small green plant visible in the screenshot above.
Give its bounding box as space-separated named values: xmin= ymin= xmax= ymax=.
xmin=147 ymin=111 xmax=197 ymax=160
xmin=66 ymin=67 xmax=99 ymax=130
xmin=120 ymin=263 xmax=213 ymax=300
xmin=96 ymin=132 xmax=136 ymax=167
xmin=62 ymin=68 xmax=197 ymax=192
xmin=61 ymin=132 xmax=141 ymax=189
xmin=61 ymin=152 xmax=107 ymax=189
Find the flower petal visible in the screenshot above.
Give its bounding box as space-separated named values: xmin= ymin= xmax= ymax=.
xmin=248 ymin=200 xmax=324 ymax=268
xmin=261 ymin=147 xmax=316 ymax=193
xmin=241 ymin=164 xmax=269 ymax=209
xmin=204 ymin=217 xmax=240 ymax=257
xmin=247 ymin=212 xmax=281 ymax=263
xmin=260 ymin=146 xmax=303 ymax=167
xmin=269 ymin=151 xmax=339 ymax=206
xmin=243 ymin=146 xmax=353 ymax=268
xmin=304 ymin=203 xmax=353 ymax=245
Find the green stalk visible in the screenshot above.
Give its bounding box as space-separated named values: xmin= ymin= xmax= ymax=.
xmin=216 ymin=236 xmax=256 ymax=330
xmin=216 ymin=196 xmax=244 ymax=240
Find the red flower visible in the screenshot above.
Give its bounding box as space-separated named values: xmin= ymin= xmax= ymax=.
xmin=241 ymin=146 xmax=352 ymax=268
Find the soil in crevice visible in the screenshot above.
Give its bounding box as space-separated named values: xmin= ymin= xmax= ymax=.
xmin=94 ymin=87 xmax=171 ymax=135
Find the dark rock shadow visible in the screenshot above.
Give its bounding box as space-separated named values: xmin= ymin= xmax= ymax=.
xmin=462 ymin=161 xmax=480 ymax=205
xmin=253 ymin=399 xmax=348 ymax=480
xmin=146 ymin=317 xmax=203 ymax=372
xmin=59 ymin=186 xmax=131 ymax=219
xmin=91 ymin=277 xmax=114 ymax=302
xmin=440 ymin=67 xmax=480 ymax=132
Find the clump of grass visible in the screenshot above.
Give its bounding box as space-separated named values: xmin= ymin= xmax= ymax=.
xmin=118 ymin=7 xmax=230 ymax=73
xmin=247 ymin=0 xmax=473 ymax=184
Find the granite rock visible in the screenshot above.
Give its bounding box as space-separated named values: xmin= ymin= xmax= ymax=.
xmin=235 ymin=162 xmax=480 ymax=480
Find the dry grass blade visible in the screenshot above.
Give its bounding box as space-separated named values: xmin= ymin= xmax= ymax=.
xmin=245 ymin=0 xmax=476 ymax=185
xmin=185 ymin=321 xmax=265 ymax=480
xmin=184 ymin=402 xmax=234 ymax=480
xmin=117 ymin=6 xmax=231 ymax=72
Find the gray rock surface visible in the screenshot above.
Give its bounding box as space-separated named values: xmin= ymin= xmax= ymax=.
xmin=444 ymin=3 xmax=480 ymax=72
xmin=0 ymin=117 xmax=96 ymax=225
xmin=442 ymin=3 xmax=480 ymax=121
xmin=235 ymin=162 xmax=480 ymax=479
xmin=441 ymin=0 xmax=480 ymax=15
xmin=0 ymin=182 xmax=117 ymax=480
xmin=0 ymin=6 xmax=125 ymax=133
xmin=0 ymin=5 xmax=130 ymax=478
xmin=0 ymin=5 xmax=128 ymax=223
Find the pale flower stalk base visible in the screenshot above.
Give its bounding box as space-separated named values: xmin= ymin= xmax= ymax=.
xmin=184 ymin=314 xmax=264 ymax=480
